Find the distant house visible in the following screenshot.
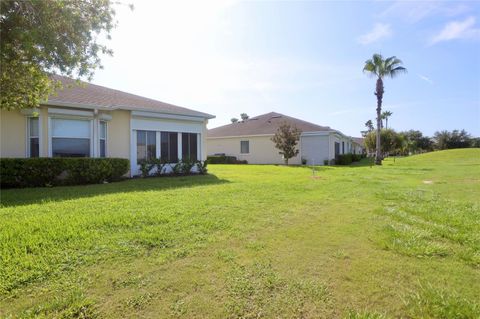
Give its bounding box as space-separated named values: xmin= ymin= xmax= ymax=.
xmin=207 ymin=112 xmax=364 ymax=165
xmin=0 ymin=75 xmax=215 ymax=176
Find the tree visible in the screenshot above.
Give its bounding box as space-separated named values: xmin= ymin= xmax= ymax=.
xmin=434 ymin=129 xmax=472 ymax=149
xmin=231 ymin=118 xmax=239 ymax=123
xmin=399 ymin=130 xmax=433 ymax=154
xmin=240 ymin=113 xmax=249 ymax=121
xmin=471 ymin=137 xmax=480 ymax=148
xmin=364 ymin=129 xmax=403 ymax=156
xmin=381 ymin=110 xmax=393 ymax=129
xmin=365 ymin=120 xmax=374 ymax=132
xmin=433 ymin=130 xmax=451 ymax=150
xmin=271 ymin=122 xmax=301 ymax=165
xmin=363 ymin=54 xmax=407 ymax=165
xmin=0 ymin=0 xmax=127 ymax=110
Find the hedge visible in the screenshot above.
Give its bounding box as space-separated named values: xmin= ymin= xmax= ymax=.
xmin=206 ymin=155 xmax=248 ymax=164
xmin=0 ymin=158 xmax=129 ymax=188
xmin=335 ymin=153 xmax=363 ymax=165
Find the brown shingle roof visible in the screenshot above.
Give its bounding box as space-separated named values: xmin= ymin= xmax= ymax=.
xmin=207 ymin=112 xmax=331 ymax=138
xmin=352 ymin=137 xmax=364 ymax=146
xmin=46 ymin=75 xmax=214 ymax=118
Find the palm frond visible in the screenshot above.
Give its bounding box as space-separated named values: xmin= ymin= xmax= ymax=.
xmin=363 ymin=60 xmax=378 ymax=77
xmin=388 ymin=66 xmax=407 ymax=78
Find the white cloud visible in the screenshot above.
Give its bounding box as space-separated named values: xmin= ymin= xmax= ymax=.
xmin=379 ymin=1 xmax=470 ymax=23
xmin=357 ymin=23 xmax=392 ymax=45
xmin=429 ymin=16 xmax=480 ymax=45
xmin=418 ymin=74 xmax=433 ymax=84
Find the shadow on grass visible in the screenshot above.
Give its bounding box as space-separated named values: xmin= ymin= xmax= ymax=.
xmin=0 ymin=174 xmax=229 ymax=208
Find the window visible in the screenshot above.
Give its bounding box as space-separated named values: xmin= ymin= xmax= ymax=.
xmin=161 ymin=132 xmax=178 ymax=163
xmin=137 ymin=130 xmax=156 ymax=164
xmin=28 ymin=117 xmax=39 ymax=157
xmin=51 ymin=118 xmax=91 ymax=157
xmin=240 ymin=140 xmax=249 ymax=154
xmin=334 ymin=142 xmax=340 ymax=156
xmin=182 ymin=133 xmax=197 ymax=161
xmin=342 ymin=141 xmax=345 ymax=154
xmin=99 ymin=121 xmax=107 ymax=158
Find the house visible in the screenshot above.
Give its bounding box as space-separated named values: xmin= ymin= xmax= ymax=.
xmin=0 ymin=75 xmax=215 ymax=176
xmin=207 ymin=112 xmax=363 ymax=165
xmin=352 ymin=137 xmax=365 ymax=155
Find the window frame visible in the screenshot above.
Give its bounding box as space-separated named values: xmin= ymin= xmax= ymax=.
xmin=136 ymin=130 xmax=157 ymax=164
xmin=240 ymin=140 xmax=250 ymax=154
xmin=26 ymin=116 xmax=40 ymax=158
xmin=99 ymin=120 xmax=107 ymax=158
xmin=182 ymin=132 xmax=198 ymax=161
xmin=161 ymin=131 xmax=179 ymax=163
xmin=49 ymin=117 xmax=93 ymax=158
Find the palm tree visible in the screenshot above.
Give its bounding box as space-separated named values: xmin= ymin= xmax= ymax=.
xmin=365 ymin=119 xmax=374 ymax=132
xmin=363 ymin=54 xmax=406 ymax=165
xmin=382 ymin=110 xmax=393 ymax=129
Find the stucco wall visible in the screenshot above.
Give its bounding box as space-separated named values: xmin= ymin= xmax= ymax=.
xmin=207 ymin=135 xmax=302 ymax=164
xmin=107 ymin=110 xmax=130 ymax=159
xmin=0 ymin=109 xmax=26 ymax=158
xmin=300 ymin=135 xmax=330 ymax=165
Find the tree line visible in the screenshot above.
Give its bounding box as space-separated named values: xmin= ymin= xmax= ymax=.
xmin=364 ymin=129 xmax=480 ymax=156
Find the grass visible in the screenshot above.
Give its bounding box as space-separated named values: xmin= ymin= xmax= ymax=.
xmin=0 ymin=148 xmax=479 ymax=318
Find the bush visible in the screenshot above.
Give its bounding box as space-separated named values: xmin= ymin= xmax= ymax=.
xmin=0 ymin=158 xmax=129 ymax=188
xmin=196 ymin=160 xmax=208 ymax=174
xmin=352 ymin=154 xmax=362 ymax=162
xmin=336 ymin=154 xmax=353 ymax=165
xmin=206 ymin=155 xmax=248 ymax=164
xmin=323 ymin=159 xmax=329 ymax=166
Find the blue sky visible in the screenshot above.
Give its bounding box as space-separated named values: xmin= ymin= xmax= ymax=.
xmin=92 ymin=0 xmax=480 ymax=137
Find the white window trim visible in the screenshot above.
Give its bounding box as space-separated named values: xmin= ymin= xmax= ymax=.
xmin=240 ymin=140 xmax=250 ymax=155
xmin=98 ymin=120 xmax=108 ymax=158
xmin=48 ymin=117 xmax=94 ymax=157
xmin=26 ymin=116 xmax=41 ymax=158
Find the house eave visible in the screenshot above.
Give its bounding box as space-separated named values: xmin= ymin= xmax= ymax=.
xmin=42 ymin=101 xmax=215 ymax=120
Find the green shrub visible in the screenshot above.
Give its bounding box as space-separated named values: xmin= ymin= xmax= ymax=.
xmin=0 ymin=158 xmax=129 ymax=188
xmin=206 ymin=155 xmax=248 ymax=164
xmin=178 ymin=158 xmax=196 ymax=175
xmin=196 ymin=160 xmax=208 ymax=174
xmin=323 ymin=159 xmax=329 ymax=166
xmin=336 ymin=154 xmax=353 ymax=165
xmin=352 ymin=154 xmax=362 ymax=162
xmin=138 ymin=159 xmax=155 ymax=178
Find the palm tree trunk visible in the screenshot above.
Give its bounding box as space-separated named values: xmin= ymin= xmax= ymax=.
xmin=375 ymin=78 xmax=384 ymax=165
xmin=385 ymin=118 xmax=388 ymax=129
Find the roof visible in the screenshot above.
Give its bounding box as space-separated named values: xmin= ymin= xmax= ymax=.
xmin=46 ymin=75 xmax=214 ymax=119
xmin=207 ymin=112 xmax=331 ymax=138
xmin=352 ymin=137 xmax=364 ymax=146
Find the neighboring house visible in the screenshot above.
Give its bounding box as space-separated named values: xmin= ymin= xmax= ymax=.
xmin=352 ymin=137 xmax=365 ymax=155
xmin=207 ymin=112 xmax=363 ymax=165
xmin=0 ymin=75 xmax=215 ymax=176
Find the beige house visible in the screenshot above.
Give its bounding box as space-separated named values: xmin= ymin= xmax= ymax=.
xmin=0 ymin=75 xmax=214 ymax=176
xmin=207 ymin=112 xmax=364 ymax=165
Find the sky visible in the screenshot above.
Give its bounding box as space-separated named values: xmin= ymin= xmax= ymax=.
xmin=92 ymin=0 xmax=480 ymax=137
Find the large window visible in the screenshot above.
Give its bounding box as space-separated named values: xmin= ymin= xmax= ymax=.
xmin=28 ymin=117 xmax=39 ymax=158
xmin=240 ymin=140 xmax=249 ymax=154
xmin=182 ymin=133 xmax=197 ymax=161
xmin=161 ymin=132 xmax=178 ymax=163
xmin=51 ymin=118 xmax=91 ymax=157
xmin=334 ymin=142 xmax=340 ymax=156
xmin=137 ymin=130 xmax=156 ymax=164
xmin=99 ymin=121 xmax=107 ymax=158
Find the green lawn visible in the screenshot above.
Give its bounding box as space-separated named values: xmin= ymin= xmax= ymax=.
xmin=1 ymin=149 xmax=479 ymax=318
